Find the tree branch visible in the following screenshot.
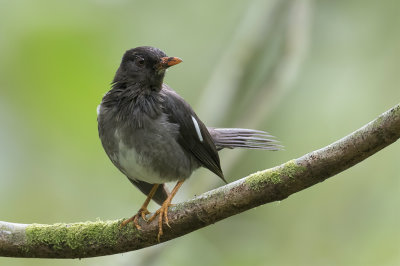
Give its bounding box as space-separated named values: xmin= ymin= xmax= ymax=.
xmin=1 ymin=103 xmax=400 ymax=259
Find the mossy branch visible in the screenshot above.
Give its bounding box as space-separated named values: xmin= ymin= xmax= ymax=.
xmin=1 ymin=103 xmax=400 ymax=259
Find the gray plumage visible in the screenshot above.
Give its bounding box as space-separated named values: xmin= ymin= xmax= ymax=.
xmin=97 ymin=46 xmax=280 ymax=205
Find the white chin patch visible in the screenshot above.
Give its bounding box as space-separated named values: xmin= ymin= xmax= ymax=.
xmin=191 ymin=116 xmax=203 ymax=142
xmin=157 ymin=69 xmax=166 ymax=75
xmin=97 ymin=104 xmax=101 ymax=116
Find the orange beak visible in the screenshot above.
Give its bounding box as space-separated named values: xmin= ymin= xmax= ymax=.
xmin=159 ymin=57 xmax=183 ymax=68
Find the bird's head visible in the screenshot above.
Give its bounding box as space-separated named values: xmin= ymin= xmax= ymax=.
xmin=113 ymin=46 xmax=182 ymax=90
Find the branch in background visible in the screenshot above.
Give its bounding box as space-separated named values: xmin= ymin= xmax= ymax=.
xmin=0 ymin=103 xmax=399 ymax=259
xmin=191 ymin=0 xmax=312 ymax=194
xmin=223 ymin=0 xmax=312 ymax=174
xmin=196 ymin=0 xmax=292 ymax=125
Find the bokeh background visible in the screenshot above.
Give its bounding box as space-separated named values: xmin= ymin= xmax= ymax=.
xmin=1 ymin=0 xmax=400 ymax=265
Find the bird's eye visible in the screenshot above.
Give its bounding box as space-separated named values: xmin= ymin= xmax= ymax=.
xmin=135 ymin=58 xmax=145 ymax=67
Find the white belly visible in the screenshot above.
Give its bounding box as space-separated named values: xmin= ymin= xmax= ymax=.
xmin=117 ymin=141 xmax=166 ymax=184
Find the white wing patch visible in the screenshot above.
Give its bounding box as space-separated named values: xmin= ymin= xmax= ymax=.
xmin=97 ymin=104 xmax=101 ymax=116
xmin=191 ymin=116 xmax=203 ymax=142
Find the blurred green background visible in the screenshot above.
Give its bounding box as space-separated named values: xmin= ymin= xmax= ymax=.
xmin=1 ymin=0 xmax=400 ymax=265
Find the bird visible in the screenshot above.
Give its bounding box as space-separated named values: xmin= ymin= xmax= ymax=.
xmin=97 ymin=46 xmax=281 ymax=241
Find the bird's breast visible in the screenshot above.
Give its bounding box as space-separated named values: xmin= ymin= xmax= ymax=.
xmin=117 ymin=141 xmax=167 ymax=184
xmin=107 ymin=114 xmax=198 ymax=184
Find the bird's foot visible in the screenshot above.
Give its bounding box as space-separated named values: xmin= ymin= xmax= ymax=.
xmin=120 ymin=207 xmax=150 ymax=230
xmin=148 ymin=201 xmax=173 ymax=241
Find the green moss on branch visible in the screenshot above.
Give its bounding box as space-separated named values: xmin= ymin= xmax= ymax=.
xmin=245 ymin=160 xmax=306 ymax=191
xmin=25 ymin=220 xmax=138 ymax=257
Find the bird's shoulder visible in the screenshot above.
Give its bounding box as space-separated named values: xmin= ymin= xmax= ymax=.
xmin=160 ymin=84 xmax=225 ymax=181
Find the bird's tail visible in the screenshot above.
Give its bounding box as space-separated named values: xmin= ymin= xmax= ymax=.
xmin=208 ymin=128 xmax=282 ymax=151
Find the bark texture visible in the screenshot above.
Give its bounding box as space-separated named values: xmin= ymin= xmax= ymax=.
xmin=0 ymin=103 xmax=399 ymax=259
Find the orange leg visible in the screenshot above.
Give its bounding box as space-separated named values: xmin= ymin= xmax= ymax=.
xmin=148 ymin=179 xmax=185 ymax=241
xmin=121 ymin=184 xmax=160 ymax=230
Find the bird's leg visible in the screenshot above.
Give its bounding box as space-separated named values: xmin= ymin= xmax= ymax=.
xmin=148 ymin=179 xmax=185 ymax=241
xmin=121 ymin=184 xmax=160 ymax=230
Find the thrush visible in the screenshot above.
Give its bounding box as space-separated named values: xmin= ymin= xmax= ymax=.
xmin=97 ymin=46 xmax=280 ymax=241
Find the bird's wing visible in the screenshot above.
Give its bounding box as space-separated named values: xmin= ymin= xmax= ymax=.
xmin=161 ymin=86 xmax=225 ymax=182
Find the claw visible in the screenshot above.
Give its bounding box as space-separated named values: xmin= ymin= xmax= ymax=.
xmin=164 ymin=209 xmax=171 ymax=228
xmin=132 ymin=180 xmax=185 ymax=242
xmin=121 ymin=207 xmax=150 ymax=230
xmin=148 ymin=200 xmax=172 ymax=241
xmin=120 ymin=216 xmax=134 ymax=228
xmin=133 ymin=215 xmax=141 ymax=230
xmin=141 ymin=209 xmax=150 ymax=221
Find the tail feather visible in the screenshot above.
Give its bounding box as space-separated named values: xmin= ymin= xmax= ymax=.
xmin=208 ymin=128 xmax=282 ymax=151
